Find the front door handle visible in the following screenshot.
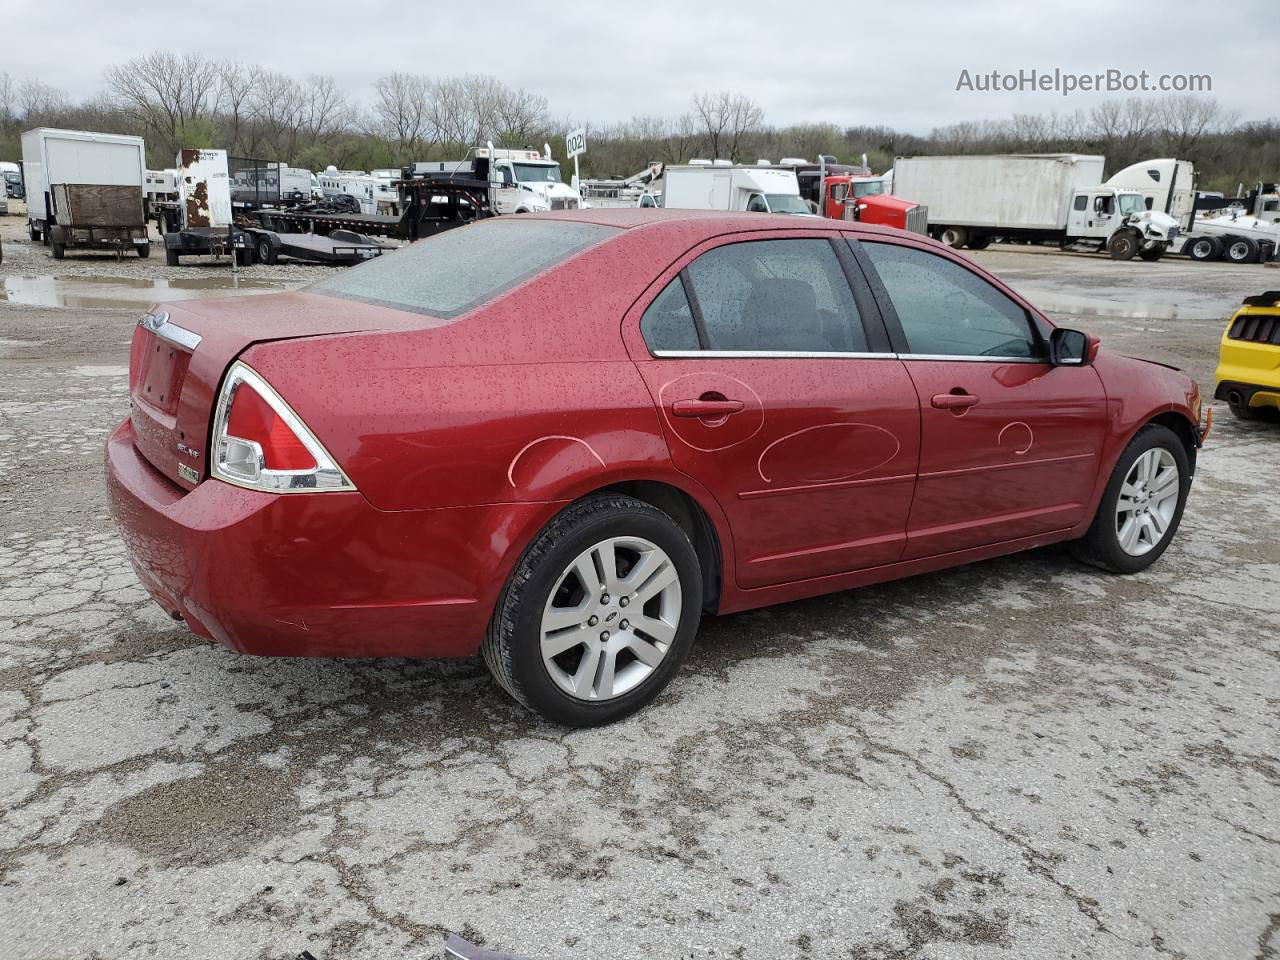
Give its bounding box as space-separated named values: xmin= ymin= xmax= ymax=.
xmin=671 ymin=398 xmax=745 ymax=418
xmin=931 ymin=392 xmax=980 ymax=410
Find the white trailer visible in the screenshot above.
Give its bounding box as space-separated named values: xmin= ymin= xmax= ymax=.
xmin=21 ymin=128 xmax=149 ymax=257
xmin=892 ymin=153 xmax=1180 ymax=260
xmin=660 ymin=163 xmax=811 ymax=215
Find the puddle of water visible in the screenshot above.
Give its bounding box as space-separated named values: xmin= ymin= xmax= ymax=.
xmin=72 ymin=365 xmax=130 ymax=377
xmin=1022 ymin=291 xmax=1218 ymax=321
xmin=0 ymin=274 xmax=301 ymax=310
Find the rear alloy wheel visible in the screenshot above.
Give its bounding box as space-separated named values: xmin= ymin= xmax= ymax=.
xmin=483 ymin=494 xmax=702 ymax=726
xmin=1071 ymin=424 xmax=1189 ymax=573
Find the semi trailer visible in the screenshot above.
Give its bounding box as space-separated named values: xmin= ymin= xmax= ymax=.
xmin=21 ymin=128 xmax=150 ymax=259
xmin=892 ymin=153 xmax=1179 ymax=260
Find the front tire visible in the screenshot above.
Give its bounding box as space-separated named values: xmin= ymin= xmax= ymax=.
xmin=1070 ymin=424 xmax=1190 ymax=574
xmin=483 ymin=494 xmax=703 ymax=727
xmin=1108 ymin=231 xmax=1138 ymax=260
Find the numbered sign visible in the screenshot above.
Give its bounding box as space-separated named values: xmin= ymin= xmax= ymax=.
xmin=565 ymin=128 xmax=587 ymax=159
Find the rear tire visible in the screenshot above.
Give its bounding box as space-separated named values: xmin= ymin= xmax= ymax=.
xmin=965 ymin=235 xmax=991 ymax=250
xmin=1138 ymin=245 xmax=1165 ymax=262
xmin=1186 ymin=236 xmax=1221 ymax=261
xmin=136 ymin=243 xmax=150 ymax=259
xmin=1224 ymin=236 xmax=1259 ymax=264
xmin=256 ymin=236 xmax=277 ymax=265
xmin=482 ymin=494 xmax=703 ymax=727
xmin=28 ymin=224 xmax=40 ymax=242
xmin=1070 ymin=424 xmax=1190 ymax=574
xmin=1107 ymin=231 xmax=1138 ymax=260
xmin=50 ymin=241 xmax=65 ymax=260
xmin=938 ymin=226 xmax=968 ymax=249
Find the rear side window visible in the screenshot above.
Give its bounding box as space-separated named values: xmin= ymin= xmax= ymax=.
xmin=861 ymin=242 xmax=1043 ymax=359
xmin=308 ymin=219 xmax=619 ymax=318
xmin=686 ymin=239 xmax=867 ymax=353
xmin=640 ymin=278 xmax=699 ymax=351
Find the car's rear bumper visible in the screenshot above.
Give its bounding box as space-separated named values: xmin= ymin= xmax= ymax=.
xmin=105 ymin=418 xmax=551 ymax=658
xmin=1216 ymin=336 xmax=1280 ymax=408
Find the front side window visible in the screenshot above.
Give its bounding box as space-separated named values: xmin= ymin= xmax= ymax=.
xmin=861 ymin=242 xmax=1043 ymax=359
xmin=684 ymin=239 xmax=867 ymax=353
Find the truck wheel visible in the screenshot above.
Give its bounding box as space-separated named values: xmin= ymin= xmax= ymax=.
xmin=136 ymin=243 xmax=150 ymax=259
xmin=1138 ymin=245 xmax=1165 ymax=262
xmin=165 ymin=247 xmax=180 ymax=267
xmin=1186 ymin=237 xmax=1221 ymax=261
xmin=1107 ymin=231 xmax=1138 ymax=260
xmin=28 ymin=223 xmax=40 ymax=242
xmin=938 ymin=226 xmax=968 ymax=248
xmin=965 ymin=235 xmax=991 ymax=250
xmin=255 ymin=236 xmax=277 ymax=265
xmin=1224 ymin=237 xmax=1259 ymax=264
xmin=482 ymin=493 xmax=702 ymax=727
xmin=51 ymin=241 xmax=65 ymax=260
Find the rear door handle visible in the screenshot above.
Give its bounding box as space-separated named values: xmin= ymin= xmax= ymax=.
xmin=672 ymin=398 xmax=745 ymax=418
xmin=931 ymin=392 xmax=980 ymax=410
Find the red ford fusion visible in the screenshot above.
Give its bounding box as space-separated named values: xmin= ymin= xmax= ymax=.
xmin=106 ymin=210 xmax=1206 ymax=726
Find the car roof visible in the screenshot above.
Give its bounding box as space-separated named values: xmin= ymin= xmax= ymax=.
xmin=531 ymin=207 xmax=911 ymax=243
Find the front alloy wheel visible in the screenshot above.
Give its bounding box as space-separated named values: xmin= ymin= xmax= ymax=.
xmin=1114 ymin=448 xmax=1179 ymax=556
xmin=1071 ymin=423 xmax=1190 ymax=573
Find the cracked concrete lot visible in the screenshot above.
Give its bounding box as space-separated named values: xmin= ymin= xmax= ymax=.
xmin=1 ymin=246 xmax=1278 ymax=959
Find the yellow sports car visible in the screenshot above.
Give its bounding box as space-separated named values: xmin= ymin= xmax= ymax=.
xmin=1216 ymin=291 xmax=1280 ymax=420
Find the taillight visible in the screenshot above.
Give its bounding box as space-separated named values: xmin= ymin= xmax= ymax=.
xmin=211 ymin=362 xmax=354 ymax=493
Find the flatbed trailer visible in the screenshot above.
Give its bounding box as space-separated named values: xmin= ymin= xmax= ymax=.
xmin=247 ymin=207 xmax=403 ymax=239
xmin=163 ymin=224 xmax=384 ymax=267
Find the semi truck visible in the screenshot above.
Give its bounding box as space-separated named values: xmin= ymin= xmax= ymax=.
xmin=892 ymin=153 xmax=1180 ymax=260
xmin=411 ymin=144 xmax=583 ymax=213
xmin=1105 ymin=159 xmax=1278 ymax=264
xmin=781 ymin=157 xmax=928 ymax=234
xmin=21 ymin=128 xmax=150 ymax=259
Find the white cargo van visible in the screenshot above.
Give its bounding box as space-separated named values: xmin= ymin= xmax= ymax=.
xmin=661 ymin=163 xmax=811 ymax=214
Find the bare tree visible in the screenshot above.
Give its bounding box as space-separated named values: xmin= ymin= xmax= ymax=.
xmin=373 ymin=72 xmax=433 ymax=158
xmin=1157 ymin=95 xmax=1238 ymax=157
xmin=106 ymin=52 xmax=222 ymax=159
xmin=218 ymin=61 xmax=261 ymax=156
xmin=16 ymin=78 xmax=70 ymax=122
xmin=692 ymin=91 xmax=764 ymax=162
xmin=492 ymin=85 xmax=549 ymax=147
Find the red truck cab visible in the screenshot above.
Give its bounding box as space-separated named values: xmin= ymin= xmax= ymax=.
xmin=824 ymin=174 xmax=926 ymax=233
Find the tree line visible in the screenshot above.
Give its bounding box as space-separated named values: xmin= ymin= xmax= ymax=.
xmin=0 ymin=52 xmax=1274 ymax=192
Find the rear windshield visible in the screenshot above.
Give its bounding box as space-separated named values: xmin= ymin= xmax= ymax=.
xmin=308 ymin=219 xmax=619 ymax=318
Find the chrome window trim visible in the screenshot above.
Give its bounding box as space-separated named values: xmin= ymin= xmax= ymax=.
xmin=651 ymin=350 xmax=899 ymax=360
xmin=897 ymin=353 xmax=1047 ymax=364
xmin=650 ymin=350 xmax=1047 ymax=362
xmin=139 ymin=310 xmax=202 ymax=351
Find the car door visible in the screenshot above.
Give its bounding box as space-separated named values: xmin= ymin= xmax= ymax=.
xmin=624 ymin=232 xmax=921 ymax=589
xmin=852 ymin=236 xmax=1108 ymax=560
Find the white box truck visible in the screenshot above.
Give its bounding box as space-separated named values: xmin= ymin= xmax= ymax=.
xmin=893 ymin=153 xmax=1180 ymax=260
xmin=660 ymin=162 xmax=812 ymax=215
xmin=21 ymin=128 xmax=150 ymax=258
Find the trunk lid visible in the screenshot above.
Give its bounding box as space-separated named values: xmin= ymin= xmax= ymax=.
xmin=127 ymin=290 xmax=422 ymax=491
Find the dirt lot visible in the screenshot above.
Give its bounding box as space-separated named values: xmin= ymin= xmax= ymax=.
xmin=1 ymin=223 xmax=1277 ymax=960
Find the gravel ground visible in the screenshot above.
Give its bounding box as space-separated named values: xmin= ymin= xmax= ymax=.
xmin=0 ymin=241 xmax=1277 ymax=960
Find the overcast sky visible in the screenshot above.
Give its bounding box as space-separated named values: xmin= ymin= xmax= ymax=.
xmin=6 ymin=0 xmax=1274 ymax=133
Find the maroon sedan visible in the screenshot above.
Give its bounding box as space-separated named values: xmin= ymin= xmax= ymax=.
xmin=106 ymin=210 xmax=1205 ymax=725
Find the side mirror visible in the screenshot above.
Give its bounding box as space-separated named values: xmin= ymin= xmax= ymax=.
xmin=1050 ymin=328 xmax=1094 ymax=366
